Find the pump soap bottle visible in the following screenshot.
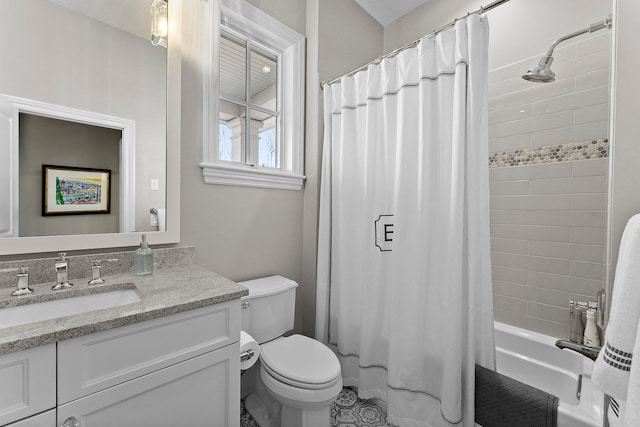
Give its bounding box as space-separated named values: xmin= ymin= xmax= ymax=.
xmin=134 ymin=234 xmax=153 ymax=276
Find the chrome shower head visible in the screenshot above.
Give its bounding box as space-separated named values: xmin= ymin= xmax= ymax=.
xmin=522 ymin=17 xmax=611 ymax=84
xmin=522 ymin=56 xmax=555 ymax=83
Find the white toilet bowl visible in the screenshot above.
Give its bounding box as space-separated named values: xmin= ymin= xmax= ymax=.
xmin=248 ymin=334 xmax=342 ymax=427
xmin=238 ymin=276 xmax=342 ymax=427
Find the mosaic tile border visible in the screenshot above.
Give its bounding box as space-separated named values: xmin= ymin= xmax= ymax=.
xmin=489 ymin=138 xmax=608 ymax=168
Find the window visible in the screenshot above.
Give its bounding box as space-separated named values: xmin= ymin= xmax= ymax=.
xmin=201 ymin=0 xmax=305 ymax=190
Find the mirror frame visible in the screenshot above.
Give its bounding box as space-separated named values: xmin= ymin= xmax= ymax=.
xmin=0 ymin=1 xmax=181 ymax=255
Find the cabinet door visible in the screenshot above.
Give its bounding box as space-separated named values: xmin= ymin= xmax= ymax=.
xmin=58 ymin=343 xmax=240 ymax=427
xmin=5 ymin=409 xmax=56 ymax=427
xmin=0 ymin=344 xmax=56 ymax=426
xmin=58 ymin=300 xmax=240 ymax=403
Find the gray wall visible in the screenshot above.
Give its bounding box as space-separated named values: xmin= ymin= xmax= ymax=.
xmin=179 ymin=0 xmax=382 ymax=336
xmin=19 ymin=114 xmax=121 ymax=237
xmin=180 ymin=0 xmax=306 ymax=333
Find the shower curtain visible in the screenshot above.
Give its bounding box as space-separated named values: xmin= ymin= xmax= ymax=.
xmin=316 ymin=15 xmax=494 ymax=427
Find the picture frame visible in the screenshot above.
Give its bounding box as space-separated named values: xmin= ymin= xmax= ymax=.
xmin=42 ymin=165 xmax=111 ymax=216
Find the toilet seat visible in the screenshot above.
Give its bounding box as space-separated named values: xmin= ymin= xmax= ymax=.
xmin=260 ymin=334 xmax=341 ymax=390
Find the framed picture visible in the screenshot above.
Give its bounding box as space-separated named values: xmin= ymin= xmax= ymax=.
xmin=42 ymin=165 xmax=111 ymax=215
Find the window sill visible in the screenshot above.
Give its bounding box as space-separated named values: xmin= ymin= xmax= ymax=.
xmin=199 ymin=162 xmax=305 ymax=191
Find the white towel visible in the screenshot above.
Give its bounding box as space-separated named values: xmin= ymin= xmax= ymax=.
xmin=623 ymin=318 xmax=640 ymax=426
xmin=610 ymin=397 xmax=624 ymax=427
xmin=593 ymin=214 xmax=640 ymax=399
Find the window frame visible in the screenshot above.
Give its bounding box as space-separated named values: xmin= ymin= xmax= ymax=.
xmin=201 ymin=0 xmax=305 ymax=190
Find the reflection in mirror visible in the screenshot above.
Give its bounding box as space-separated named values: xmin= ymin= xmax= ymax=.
xmin=21 ymin=115 xmax=121 ymax=237
xmin=218 ymin=28 xmax=278 ymax=168
xmin=0 ymin=0 xmax=166 ymax=238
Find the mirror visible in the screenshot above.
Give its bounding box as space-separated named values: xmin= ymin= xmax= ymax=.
xmin=0 ymin=0 xmax=181 ymax=254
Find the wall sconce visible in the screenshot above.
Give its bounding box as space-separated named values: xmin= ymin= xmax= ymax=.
xmin=150 ymin=0 xmax=168 ymax=48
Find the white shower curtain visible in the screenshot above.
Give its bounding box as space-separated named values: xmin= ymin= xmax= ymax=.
xmin=316 ymin=15 xmax=494 ymax=427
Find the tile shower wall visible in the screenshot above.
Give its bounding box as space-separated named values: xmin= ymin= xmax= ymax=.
xmin=488 ymin=33 xmax=610 ymax=338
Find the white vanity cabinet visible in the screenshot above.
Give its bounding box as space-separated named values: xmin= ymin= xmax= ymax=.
xmin=57 ymin=344 xmax=238 ymax=427
xmin=0 ymin=344 xmax=56 ymax=426
xmin=4 ymin=410 xmax=55 ymax=427
xmin=1 ymin=300 xmax=241 ymax=427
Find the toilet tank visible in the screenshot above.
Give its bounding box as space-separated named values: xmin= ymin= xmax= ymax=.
xmin=239 ymin=275 xmax=298 ymax=344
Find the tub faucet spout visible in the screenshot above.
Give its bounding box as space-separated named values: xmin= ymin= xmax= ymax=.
xmin=555 ymin=340 xmax=601 ymax=361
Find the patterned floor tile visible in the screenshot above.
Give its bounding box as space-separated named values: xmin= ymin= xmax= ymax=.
xmin=240 ymin=387 xmax=389 ymax=427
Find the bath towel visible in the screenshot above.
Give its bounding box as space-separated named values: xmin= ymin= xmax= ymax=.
xmin=623 ymin=316 xmax=640 ymax=425
xmin=475 ymin=364 xmax=558 ymax=427
xmin=608 ymin=397 xmax=624 ymax=427
xmin=593 ymin=214 xmax=640 ymax=400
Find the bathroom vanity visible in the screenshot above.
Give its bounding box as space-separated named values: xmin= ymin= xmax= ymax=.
xmin=0 ymin=252 xmax=247 ymax=427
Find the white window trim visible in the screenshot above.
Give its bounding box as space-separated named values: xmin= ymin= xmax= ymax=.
xmin=200 ymin=0 xmax=305 ymax=190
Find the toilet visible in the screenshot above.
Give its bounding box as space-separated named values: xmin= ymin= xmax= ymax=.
xmin=239 ymin=276 xmax=342 ymax=427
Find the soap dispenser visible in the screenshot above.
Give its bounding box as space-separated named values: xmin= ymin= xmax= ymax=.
xmin=134 ymin=234 xmax=153 ymax=276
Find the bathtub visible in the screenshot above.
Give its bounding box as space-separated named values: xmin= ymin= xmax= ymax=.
xmin=494 ymin=322 xmax=604 ymax=427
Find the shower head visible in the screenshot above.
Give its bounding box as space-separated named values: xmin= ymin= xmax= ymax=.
xmin=522 ymin=56 xmax=556 ymax=83
xmin=522 ymin=17 xmax=611 ymax=83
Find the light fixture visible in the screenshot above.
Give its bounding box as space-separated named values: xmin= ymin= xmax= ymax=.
xmin=150 ymin=0 xmax=168 ymax=48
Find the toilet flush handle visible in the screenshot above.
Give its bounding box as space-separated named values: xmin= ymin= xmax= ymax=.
xmin=241 ymin=349 xmax=255 ymax=362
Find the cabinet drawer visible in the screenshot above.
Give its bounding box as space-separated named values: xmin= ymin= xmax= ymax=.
xmin=58 ymin=300 xmax=240 ymax=404
xmin=4 ymin=409 xmax=56 ymax=427
xmin=58 ymin=344 xmax=240 ymax=427
xmin=0 ymin=344 xmax=56 ymax=426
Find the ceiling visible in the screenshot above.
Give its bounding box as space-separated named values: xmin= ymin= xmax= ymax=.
xmin=49 ymin=0 xmax=149 ymax=40
xmin=355 ymin=0 xmax=432 ymax=26
xmin=50 ymin=0 xmax=433 ymax=39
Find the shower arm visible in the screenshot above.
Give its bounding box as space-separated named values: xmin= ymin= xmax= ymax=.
xmin=542 ymin=17 xmax=612 ymax=59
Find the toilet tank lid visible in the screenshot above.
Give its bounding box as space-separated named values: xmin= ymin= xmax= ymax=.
xmin=238 ymin=275 xmax=298 ymax=300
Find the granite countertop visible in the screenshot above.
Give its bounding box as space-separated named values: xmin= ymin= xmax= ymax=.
xmin=0 ymin=264 xmax=248 ymax=355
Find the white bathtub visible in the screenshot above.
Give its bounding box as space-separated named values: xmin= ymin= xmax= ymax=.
xmin=494 ymin=322 xmax=604 ymax=427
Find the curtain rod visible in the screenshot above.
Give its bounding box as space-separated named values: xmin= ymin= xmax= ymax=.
xmin=321 ymin=0 xmax=511 ymax=87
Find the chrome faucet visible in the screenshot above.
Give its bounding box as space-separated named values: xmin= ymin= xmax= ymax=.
xmin=52 ymin=253 xmax=73 ymax=290
xmin=555 ymin=340 xmax=600 ymax=361
xmin=0 ymin=267 xmax=34 ymax=296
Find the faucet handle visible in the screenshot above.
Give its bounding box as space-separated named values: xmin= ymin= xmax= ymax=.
xmin=52 ymin=253 xmax=72 ymax=290
xmin=11 ymin=266 xmax=33 ymax=296
xmin=88 ymin=259 xmax=118 ymax=285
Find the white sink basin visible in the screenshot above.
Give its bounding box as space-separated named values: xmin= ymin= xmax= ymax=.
xmin=0 ymin=288 xmax=141 ymax=329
